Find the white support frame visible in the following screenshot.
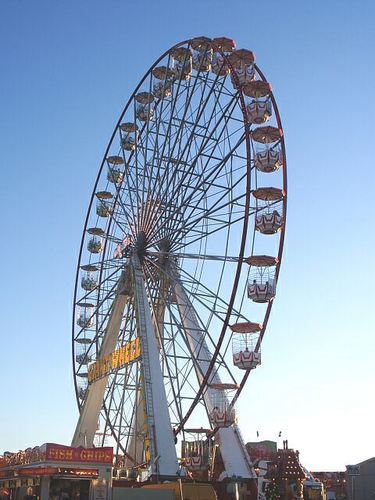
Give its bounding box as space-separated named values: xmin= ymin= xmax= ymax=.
xmin=173 ymin=277 xmax=256 ymax=480
xmin=72 ymin=272 xmax=131 ymax=448
xmin=132 ymin=256 xmax=179 ymax=478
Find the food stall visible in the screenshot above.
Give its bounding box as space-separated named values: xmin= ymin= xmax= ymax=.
xmin=0 ymin=443 xmax=113 ymax=500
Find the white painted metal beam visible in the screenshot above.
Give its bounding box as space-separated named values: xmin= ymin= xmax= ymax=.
xmin=132 ymin=256 xmax=179 ymax=478
xmin=72 ymin=272 xmax=130 ymax=447
xmin=173 ymin=278 xmax=256 ymax=480
xmin=125 ymin=274 xmax=168 ymax=467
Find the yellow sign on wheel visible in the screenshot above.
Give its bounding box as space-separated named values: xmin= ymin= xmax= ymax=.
xmin=88 ymin=338 xmax=141 ymax=383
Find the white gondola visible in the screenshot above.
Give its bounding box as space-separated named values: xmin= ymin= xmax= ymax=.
xmin=77 ymin=305 xmax=94 ymax=329
xmin=192 ymin=50 xmax=212 ymax=72
xmin=247 ymin=99 xmax=272 ymax=124
xmin=252 ymin=188 xmax=284 ymax=235
xmin=96 ymin=191 xmax=113 ymax=218
xmin=136 ymin=103 xmax=154 ymax=122
xmin=231 ymin=322 xmax=262 ymax=370
xmin=81 ymin=274 xmax=96 ymax=291
xmin=210 ymin=405 xmax=236 ymax=428
xmin=134 ymin=92 xmax=155 ymax=122
xmin=209 ymin=385 xmax=237 ymax=427
xmin=247 ymin=279 xmax=276 ymax=303
xmin=170 ymin=47 xmax=192 ymax=80
xmin=254 ymin=148 xmax=282 ymax=173
xmin=79 ymin=387 xmax=87 ymax=399
xmin=87 ymin=236 xmax=103 ymax=254
xmin=246 ymin=255 xmax=277 ymax=303
xmin=96 ymin=200 xmax=113 ymax=217
xmin=255 ymin=210 xmax=283 ymax=234
xmin=81 ymin=266 xmax=97 ymax=291
xmin=153 ymin=81 xmax=172 ymax=99
xmin=77 ymin=315 xmax=93 ymax=329
xmin=232 ymin=65 xmax=255 ymax=86
xmin=152 ymin=66 xmax=174 ymax=99
xmin=107 ymin=166 xmax=124 ymax=184
xmin=120 ymin=122 xmax=138 ymax=151
xmin=211 ymin=53 xmax=229 ymax=76
xmin=233 ymin=349 xmax=261 ymax=370
xmin=76 ymin=352 xmax=93 ymax=364
xmin=121 ymin=133 xmax=137 ymax=151
xmin=121 ymin=134 xmax=136 ymax=151
xmin=173 ymin=60 xmax=192 ymax=80
xmin=182 ymin=439 xmax=211 ymax=471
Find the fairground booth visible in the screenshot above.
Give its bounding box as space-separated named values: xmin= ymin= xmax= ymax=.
xmin=0 ymin=444 xmax=113 ymax=500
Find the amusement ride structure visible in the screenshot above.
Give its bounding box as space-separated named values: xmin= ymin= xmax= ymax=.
xmin=71 ymin=36 xmax=287 ymax=487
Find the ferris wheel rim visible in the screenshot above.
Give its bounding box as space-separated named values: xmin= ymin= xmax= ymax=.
xmin=71 ymin=36 xmax=287 ymax=452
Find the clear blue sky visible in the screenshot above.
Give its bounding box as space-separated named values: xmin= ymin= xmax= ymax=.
xmin=1 ymin=0 xmax=374 ymax=472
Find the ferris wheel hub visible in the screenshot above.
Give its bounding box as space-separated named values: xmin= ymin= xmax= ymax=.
xmin=135 ymin=230 xmax=147 ymax=256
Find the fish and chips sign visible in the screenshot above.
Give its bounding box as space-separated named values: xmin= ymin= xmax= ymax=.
xmin=0 ymin=444 xmax=113 ymax=467
xmin=46 ymin=444 xmax=113 ymax=464
xmin=88 ymin=337 xmax=141 ymax=384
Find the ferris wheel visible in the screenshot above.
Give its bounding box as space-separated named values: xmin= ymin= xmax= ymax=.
xmin=71 ymin=36 xmax=287 ymax=481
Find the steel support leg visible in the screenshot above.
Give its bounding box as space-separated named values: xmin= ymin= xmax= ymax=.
xmin=132 ymin=256 xmax=179 ymax=478
xmin=72 ymin=271 xmax=131 ymax=447
xmin=173 ymin=278 xmax=256 ymax=480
